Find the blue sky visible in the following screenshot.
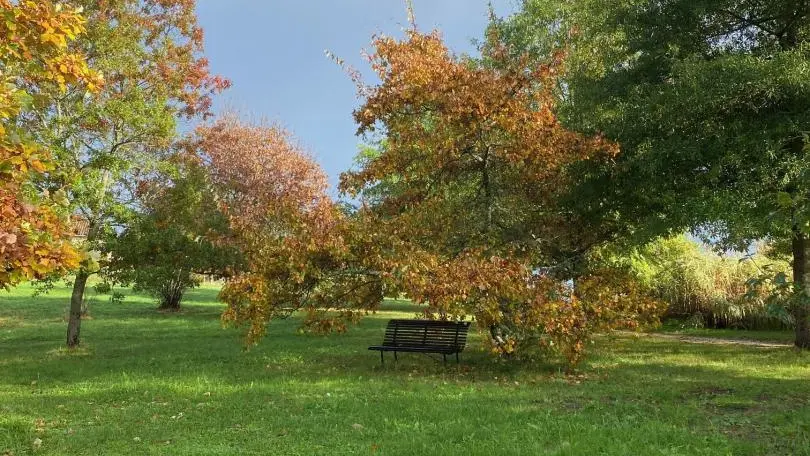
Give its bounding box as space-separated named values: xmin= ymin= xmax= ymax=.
xmin=195 ymin=0 xmax=519 ymax=190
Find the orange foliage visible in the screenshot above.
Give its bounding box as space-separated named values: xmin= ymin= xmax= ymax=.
xmin=190 ymin=117 xmax=381 ymax=342
xmin=336 ymin=29 xmax=656 ymax=365
xmin=194 ymin=115 xmax=331 ymax=233
xmin=0 ymin=0 xmax=101 ymax=287
xmin=342 ymin=29 xmax=616 ymax=201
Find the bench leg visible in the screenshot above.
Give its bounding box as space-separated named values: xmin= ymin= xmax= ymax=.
xmin=442 ymin=353 xmax=447 ymax=364
xmin=394 ymin=351 xmax=398 ymax=362
xmin=456 ymin=352 xmax=459 ymax=363
xmin=380 ymin=351 xmax=384 ymax=365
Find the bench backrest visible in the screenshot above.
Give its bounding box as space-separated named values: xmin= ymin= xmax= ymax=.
xmin=382 ymin=319 xmax=471 ymax=351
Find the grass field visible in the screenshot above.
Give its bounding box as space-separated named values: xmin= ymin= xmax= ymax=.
xmin=1 ymin=282 xmax=809 ymax=455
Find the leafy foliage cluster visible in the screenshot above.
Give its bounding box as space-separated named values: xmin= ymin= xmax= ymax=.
xmin=0 ymin=0 xmax=100 ymax=288
xmin=185 ymin=116 xmax=380 ymax=341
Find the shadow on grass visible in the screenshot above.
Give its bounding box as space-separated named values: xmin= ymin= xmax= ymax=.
xmin=2 ymin=311 xmax=807 ymax=385
xmin=3 ymin=283 xmax=810 ymax=455
xmin=3 ymin=338 xmax=808 ymax=455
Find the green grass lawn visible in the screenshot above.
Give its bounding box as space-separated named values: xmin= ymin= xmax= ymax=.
xmin=1 ymin=283 xmax=809 ymax=455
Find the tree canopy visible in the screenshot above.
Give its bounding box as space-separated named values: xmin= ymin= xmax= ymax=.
xmin=495 ymin=0 xmax=810 ymax=347
xmin=191 ymin=116 xmax=383 ymax=342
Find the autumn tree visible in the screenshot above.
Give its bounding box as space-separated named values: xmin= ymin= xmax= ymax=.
xmin=336 ymin=27 xmax=661 ymax=363
xmin=183 ymin=116 xmax=382 ymax=342
xmin=19 ymin=0 xmax=228 ymax=346
xmin=0 ymin=0 xmax=100 ymax=288
xmin=496 ymin=0 xmax=810 ymax=348
xmin=343 ymin=29 xmax=613 ymax=256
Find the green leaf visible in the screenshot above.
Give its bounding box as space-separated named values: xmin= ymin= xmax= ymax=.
xmin=776 ymin=192 xmax=793 ymax=209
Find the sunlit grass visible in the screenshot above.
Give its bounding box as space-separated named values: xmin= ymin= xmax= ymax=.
xmin=658 ymin=326 xmax=795 ymax=343
xmin=1 ymin=282 xmax=808 ymax=455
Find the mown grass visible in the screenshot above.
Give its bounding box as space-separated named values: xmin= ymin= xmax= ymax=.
xmin=1 ymin=282 xmax=809 ymax=455
xmin=657 ymin=319 xmax=795 ymax=343
xmin=659 ymin=327 xmax=796 ymax=344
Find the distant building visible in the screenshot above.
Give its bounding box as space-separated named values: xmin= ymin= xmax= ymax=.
xmin=70 ymin=216 xmax=90 ymax=242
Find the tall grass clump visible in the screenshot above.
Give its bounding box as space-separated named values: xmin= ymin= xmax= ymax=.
xmin=604 ymin=236 xmax=792 ymax=330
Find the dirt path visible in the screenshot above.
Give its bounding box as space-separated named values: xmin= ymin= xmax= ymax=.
xmin=623 ymin=331 xmax=793 ymax=348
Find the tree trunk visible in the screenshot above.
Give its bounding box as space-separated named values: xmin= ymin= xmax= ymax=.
xmin=157 ymin=277 xmax=184 ymax=311
xmin=158 ymin=293 xmax=183 ymax=311
xmin=791 ymin=227 xmax=810 ymax=349
xmin=67 ymin=270 xmax=89 ymax=348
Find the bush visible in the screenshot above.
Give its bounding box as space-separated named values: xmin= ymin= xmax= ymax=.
xmin=106 ymin=163 xmax=242 ymax=310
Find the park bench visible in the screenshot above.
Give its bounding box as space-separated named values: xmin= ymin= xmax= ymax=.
xmin=368 ymin=319 xmax=471 ymax=364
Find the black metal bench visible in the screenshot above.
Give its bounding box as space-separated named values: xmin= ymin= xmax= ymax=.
xmin=368 ymin=319 xmax=471 ymax=364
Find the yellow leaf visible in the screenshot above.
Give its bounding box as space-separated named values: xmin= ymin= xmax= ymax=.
xmin=30 ymin=159 xmax=47 ymax=173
